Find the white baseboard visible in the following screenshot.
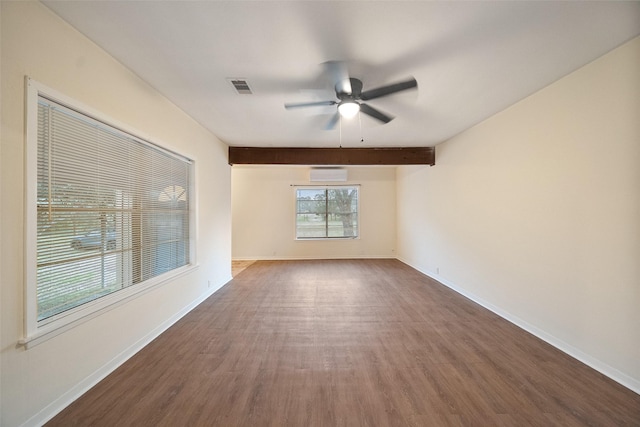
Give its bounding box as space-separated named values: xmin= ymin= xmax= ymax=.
xmin=24 ymin=276 xmax=231 ymax=427
xmin=397 ymin=257 xmax=640 ymax=396
xmin=232 ymin=255 xmax=394 ymax=261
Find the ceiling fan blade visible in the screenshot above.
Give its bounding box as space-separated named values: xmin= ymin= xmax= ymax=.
xmin=360 ymin=103 xmax=394 ymax=123
xmin=360 ymin=78 xmax=417 ymax=101
xmin=324 ymin=61 xmax=352 ymax=95
xmin=284 ymin=100 xmax=336 ymax=109
xmin=325 ymin=112 xmax=340 ymax=130
xmin=349 ymin=78 xmax=363 ymax=98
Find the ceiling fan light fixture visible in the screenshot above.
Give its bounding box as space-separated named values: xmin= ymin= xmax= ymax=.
xmin=338 ymin=101 xmax=360 ymax=119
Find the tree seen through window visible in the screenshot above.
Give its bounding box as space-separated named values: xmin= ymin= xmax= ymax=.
xmin=296 ymin=187 xmax=358 ymax=239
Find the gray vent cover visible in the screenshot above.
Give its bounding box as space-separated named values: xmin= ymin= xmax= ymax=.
xmin=228 ymin=79 xmax=252 ymax=94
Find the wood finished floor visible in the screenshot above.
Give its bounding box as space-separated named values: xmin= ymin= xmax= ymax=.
xmin=232 ymin=259 xmax=256 ymax=277
xmin=47 ymin=259 xmax=640 ymax=426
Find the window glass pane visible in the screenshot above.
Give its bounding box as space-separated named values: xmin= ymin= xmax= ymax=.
xmin=35 ymin=96 xmax=191 ymax=322
xmin=296 ymin=188 xmax=327 ymax=238
xmin=37 ymin=210 xmax=126 ymax=319
xmin=327 ymin=188 xmax=358 ymax=238
xmin=296 ymin=186 xmax=358 ymax=239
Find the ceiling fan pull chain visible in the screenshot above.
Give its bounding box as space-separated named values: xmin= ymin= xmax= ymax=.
xmin=359 ymin=110 xmax=364 ymax=143
xmin=339 ymin=113 xmax=343 ymax=148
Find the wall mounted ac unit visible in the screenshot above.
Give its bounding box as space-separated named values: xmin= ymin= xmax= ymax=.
xmin=309 ymin=167 xmax=348 ymax=182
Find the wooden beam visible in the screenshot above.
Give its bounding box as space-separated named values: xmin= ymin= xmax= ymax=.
xmin=228 ymin=147 xmax=435 ymax=166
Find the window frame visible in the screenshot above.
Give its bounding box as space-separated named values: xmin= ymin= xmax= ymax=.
xmin=294 ymin=185 xmax=360 ymax=240
xmin=22 ymin=77 xmax=198 ymax=348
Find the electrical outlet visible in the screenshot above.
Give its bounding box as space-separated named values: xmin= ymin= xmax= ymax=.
xmin=436 ymin=267 xmax=440 ymax=275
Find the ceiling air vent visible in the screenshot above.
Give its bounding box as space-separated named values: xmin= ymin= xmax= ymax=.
xmin=228 ymin=78 xmax=252 ymax=94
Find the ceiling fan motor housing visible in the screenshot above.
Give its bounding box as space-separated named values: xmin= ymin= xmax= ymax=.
xmin=337 ymin=78 xmax=363 ymax=99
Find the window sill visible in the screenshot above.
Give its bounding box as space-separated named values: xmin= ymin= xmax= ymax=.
xmin=295 ymin=236 xmax=359 ymax=241
xmin=20 ymin=264 xmax=199 ymax=349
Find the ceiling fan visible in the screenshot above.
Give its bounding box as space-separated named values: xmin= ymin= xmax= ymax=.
xmin=284 ymin=61 xmax=418 ymax=130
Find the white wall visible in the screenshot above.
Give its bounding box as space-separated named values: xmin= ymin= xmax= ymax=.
xmin=232 ymin=166 xmax=396 ymax=260
xmin=397 ymin=36 xmax=640 ymax=392
xmin=1 ymin=3 xmax=232 ymax=426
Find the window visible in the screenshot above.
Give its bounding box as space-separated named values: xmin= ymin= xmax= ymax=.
xmin=24 ymin=79 xmax=195 ymax=345
xmin=295 ymin=186 xmax=359 ymax=239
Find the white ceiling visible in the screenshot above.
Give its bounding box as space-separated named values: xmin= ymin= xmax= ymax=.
xmin=43 ymin=1 xmax=640 ymax=148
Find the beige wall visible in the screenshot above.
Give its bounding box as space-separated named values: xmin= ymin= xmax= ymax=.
xmin=232 ymin=166 xmax=397 ymax=260
xmin=2 ymin=2 xmax=638 ymax=424
xmin=1 ymin=3 xmax=232 ymax=426
xmin=397 ymin=36 xmax=640 ymax=392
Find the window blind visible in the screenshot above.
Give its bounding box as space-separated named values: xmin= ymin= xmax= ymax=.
xmin=36 ymin=96 xmax=192 ymax=321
